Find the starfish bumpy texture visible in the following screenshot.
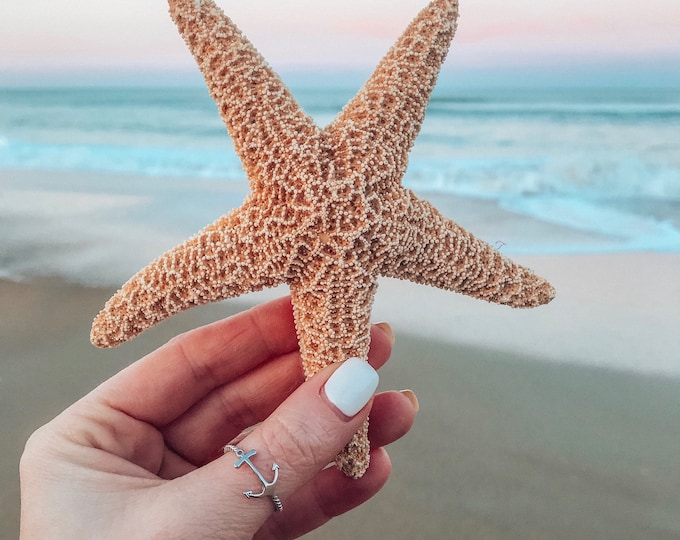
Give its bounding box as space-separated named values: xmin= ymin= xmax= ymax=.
xmin=91 ymin=0 xmax=555 ymax=478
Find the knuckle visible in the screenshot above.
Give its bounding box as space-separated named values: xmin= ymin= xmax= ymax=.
xmin=261 ymin=413 xmax=327 ymax=472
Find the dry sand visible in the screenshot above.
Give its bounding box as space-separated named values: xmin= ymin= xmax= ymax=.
xmin=1 ymin=254 xmax=679 ymax=539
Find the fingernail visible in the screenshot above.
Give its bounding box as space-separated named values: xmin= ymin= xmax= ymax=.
xmin=324 ymin=358 xmax=379 ymax=417
xmin=400 ymin=389 xmax=419 ymax=413
xmin=375 ymin=322 xmax=395 ymax=344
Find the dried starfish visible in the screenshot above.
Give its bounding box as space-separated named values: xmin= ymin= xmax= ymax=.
xmin=91 ymin=0 xmax=555 ymax=478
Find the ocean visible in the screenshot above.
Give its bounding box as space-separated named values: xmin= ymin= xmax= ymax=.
xmin=1 ymin=81 xmax=680 ymax=284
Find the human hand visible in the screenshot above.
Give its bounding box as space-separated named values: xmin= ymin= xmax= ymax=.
xmin=20 ymin=297 xmax=417 ymax=539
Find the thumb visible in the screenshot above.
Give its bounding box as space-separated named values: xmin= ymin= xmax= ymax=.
xmin=159 ymin=358 xmax=379 ymax=538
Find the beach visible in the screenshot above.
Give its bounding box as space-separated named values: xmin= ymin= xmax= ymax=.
xmin=2 ymin=81 xmax=679 ymax=537
xmin=2 ymin=253 xmax=679 ymax=539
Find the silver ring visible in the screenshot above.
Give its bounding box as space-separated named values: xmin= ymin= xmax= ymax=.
xmin=223 ymin=444 xmax=283 ymax=512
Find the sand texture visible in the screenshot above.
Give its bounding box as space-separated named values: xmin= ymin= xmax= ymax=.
xmin=2 ymin=263 xmax=679 ymax=539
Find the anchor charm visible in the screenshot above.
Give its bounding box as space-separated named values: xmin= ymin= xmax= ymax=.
xmin=224 ymin=445 xmax=283 ymax=511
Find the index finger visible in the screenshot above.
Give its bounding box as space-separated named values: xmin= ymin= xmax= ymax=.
xmin=94 ymin=296 xmax=299 ymax=426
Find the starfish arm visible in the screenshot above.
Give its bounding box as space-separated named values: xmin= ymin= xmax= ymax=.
xmin=289 ymin=266 xmax=379 ymax=478
xmin=291 ymin=273 xmax=378 ymax=379
xmin=324 ymin=0 xmax=458 ymax=188
xmin=91 ymin=206 xmax=288 ymax=348
xmin=168 ymin=0 xmax=320 ymax=189
xmin=381 ymin=193 xmax=556 ymax=307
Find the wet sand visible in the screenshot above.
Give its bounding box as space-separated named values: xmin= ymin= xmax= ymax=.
xmin=1 ymin=273 xmax=679 ymax=539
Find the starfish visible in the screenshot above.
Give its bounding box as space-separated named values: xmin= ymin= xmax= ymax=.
xmin=91 ymin=0 xmax=555 ymax=478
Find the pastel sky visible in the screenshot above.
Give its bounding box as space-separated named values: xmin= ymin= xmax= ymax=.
xmin=1 ymin=0 xmax=679 ymax=85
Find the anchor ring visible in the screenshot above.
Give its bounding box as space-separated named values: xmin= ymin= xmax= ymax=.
xmin=223 ymin=444 xmax=283 ymax=512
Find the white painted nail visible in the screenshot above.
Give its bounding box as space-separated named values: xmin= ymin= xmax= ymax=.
xmin=324 ymin=358 xmax=379 ymax=417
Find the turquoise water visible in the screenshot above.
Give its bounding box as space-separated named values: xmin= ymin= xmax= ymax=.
xmin=1 ymin=83 xmax=679 ymax=255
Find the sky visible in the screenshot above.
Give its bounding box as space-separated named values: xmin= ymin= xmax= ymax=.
xmin=1 ymin=0 xmax=679 ymax=86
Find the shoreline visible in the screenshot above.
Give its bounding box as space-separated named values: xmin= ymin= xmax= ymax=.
xmin=3 ymin=167 xmax=679 ymax=281
xmin=2 ymin=276 xmax=679 ymax=538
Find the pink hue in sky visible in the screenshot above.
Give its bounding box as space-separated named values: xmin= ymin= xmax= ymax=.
xmin=1 ymin=0 xmax=678 ymax=81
